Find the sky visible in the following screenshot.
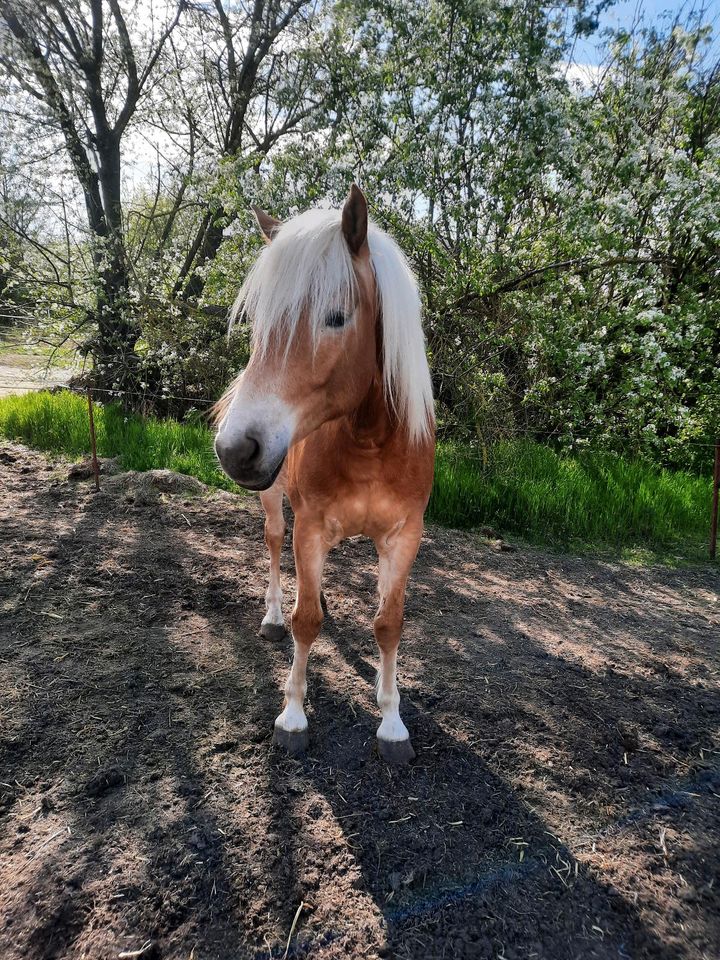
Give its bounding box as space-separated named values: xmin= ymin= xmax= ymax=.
xmin=573 ymin=0 xmax=720 ymax=63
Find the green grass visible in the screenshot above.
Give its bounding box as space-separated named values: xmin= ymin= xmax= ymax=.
xmin=0 ymin=391 xmax=714 ymax=562
xmin=0 ymin=390 xmax=236 ymax=491
xmin=428 ymin=441 xmax=713 ymax=561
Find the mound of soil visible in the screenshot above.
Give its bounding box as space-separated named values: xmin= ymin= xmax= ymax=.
xmin=0 ymin=442 xmax=718 ymax=960
xmin=101 ymin=468 xmax=208 ymax=502
xmin=67 ymin=456 xmax=123 ymax=479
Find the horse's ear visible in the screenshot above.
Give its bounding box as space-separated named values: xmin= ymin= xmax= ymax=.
xmin=252 ymin=205 xmax=282 ymax=243
xmin=341 ymin=183 xmax=368 ymax=255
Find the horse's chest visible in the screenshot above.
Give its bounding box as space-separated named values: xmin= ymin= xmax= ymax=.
xmin=288 ymin=429 xmax=432 ymax=542
xmin=291 ymin=472 xmax=401 ymax=542
xmin=329 ymin=482 xmax=396 ymax=539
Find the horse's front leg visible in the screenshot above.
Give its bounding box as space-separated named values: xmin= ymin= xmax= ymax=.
xmin=259 ymin=469 xmax=287 ymax=641
xmin=373 ymin=518 xmax=423 ymax=764
xmin=273 ymin=521 xmax=327 ymax=755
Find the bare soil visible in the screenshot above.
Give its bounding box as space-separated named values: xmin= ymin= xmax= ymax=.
xmin=1 ymin=441 xmax=718 ymax=960
xmin=0 ymin=348 xmax=77 ymax=397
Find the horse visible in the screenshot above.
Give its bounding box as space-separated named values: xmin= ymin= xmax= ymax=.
xmin=213 ymin=185 xmax=435 ymax=763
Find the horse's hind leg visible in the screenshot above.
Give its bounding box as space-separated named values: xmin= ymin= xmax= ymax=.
xmin=373 ymin=518 xmax=423 ymax=764
xmin=259 ymin=467 xmax=287 ymax=641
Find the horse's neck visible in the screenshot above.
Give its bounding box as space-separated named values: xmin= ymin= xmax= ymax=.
xmin=347 ymin=370 xmax=395 ymax=448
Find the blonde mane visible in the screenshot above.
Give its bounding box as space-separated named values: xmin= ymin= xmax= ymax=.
xmin=230 ymin=208 xmax=434 ymax=444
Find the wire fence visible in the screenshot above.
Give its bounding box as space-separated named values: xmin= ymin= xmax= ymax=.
xmin=0 ymin=376 xmax=218 ymax=408
xmin=0 ymin=375 xmax=718 ymax=450
xmin=0 ymin=374 xmax=718 ymax=558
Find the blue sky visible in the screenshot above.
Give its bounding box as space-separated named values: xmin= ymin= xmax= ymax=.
xmin=573 ymin=0 xmax=720 ymax=64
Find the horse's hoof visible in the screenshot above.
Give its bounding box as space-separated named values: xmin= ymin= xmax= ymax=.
xmin=260 ymin=622 xmax=287 ymax=642
xmin=320 ymin=591 xmax=328 ymax=614
xmin=273 ymin=725 xmax=310 ymax=755
xmin=378 ymin=737 xmax=415 ymax=764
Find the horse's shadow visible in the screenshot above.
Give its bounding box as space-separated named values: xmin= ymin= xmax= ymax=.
xmin=252 ymin=526 xmax=718 ymax=959
xmin=258 ymin=629 xmax=686 ymax=960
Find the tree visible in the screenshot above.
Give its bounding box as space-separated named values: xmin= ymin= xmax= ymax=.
xmin=160 ymin=0 xmax=322 ymax=306
xmin=0 ymin=0 xmax=184 ymax=393
xmin=308 ymin=0 xmax=719 ymax=460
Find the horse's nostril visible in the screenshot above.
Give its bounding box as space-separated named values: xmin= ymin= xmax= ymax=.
xmin=216 ymin=430 xmax=262 ymax=475
xmin=243 ymin=433 xmax=260 ymax=466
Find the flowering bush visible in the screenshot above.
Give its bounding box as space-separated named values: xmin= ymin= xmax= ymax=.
xmin=1 ymin=2 xmax=717 ymax=470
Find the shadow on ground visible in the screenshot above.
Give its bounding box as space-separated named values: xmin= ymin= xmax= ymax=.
xmin=0 ymin=443 xmax=718 ymax=959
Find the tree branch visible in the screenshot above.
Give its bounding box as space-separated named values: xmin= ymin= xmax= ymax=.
xmin=454 ymin=254 xmax=664 ymax=309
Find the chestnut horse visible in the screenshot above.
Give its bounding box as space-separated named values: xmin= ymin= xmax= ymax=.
xmin=214 ymin=185 xmax=435 ymax=763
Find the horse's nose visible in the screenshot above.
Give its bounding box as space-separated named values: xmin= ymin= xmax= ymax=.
xmin=215 ymin=430 xmax=261 ymax=477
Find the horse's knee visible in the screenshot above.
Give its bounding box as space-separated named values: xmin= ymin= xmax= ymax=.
xmin=374 ymin=601 xmax=404 ymax=652
xmin=292 ymin=598 xmax=323 ymax=641
xmin=265 ymin=520 xmax=285 ymax=548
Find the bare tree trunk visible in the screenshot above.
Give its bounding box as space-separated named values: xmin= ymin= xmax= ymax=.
xmin=173 ymin=0 xmax=312 ymax=305
xmin=92 ymin=131 xmax=139 ymax=395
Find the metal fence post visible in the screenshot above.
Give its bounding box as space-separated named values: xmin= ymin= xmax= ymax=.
xmin=87 ymin=386 xmax=100 ymax=492
xmin=710 ymin=439 xmax=720 ymax=560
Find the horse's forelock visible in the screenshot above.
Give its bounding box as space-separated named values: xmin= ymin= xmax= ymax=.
xmin=231 ymin=209 xmax=356 ymax=358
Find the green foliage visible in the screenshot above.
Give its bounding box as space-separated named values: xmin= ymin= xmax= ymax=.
xmin=0 ymin=391 xmax=712 ymax=562
xmin=134 ymin=300 xmax=250 ymax=418
xmin=312 ymin=2 xmax=720 ymax=466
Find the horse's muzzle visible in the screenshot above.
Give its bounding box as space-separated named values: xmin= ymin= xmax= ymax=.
xmin=215 ymin=430 xmax=285 ymax=490
xmin=232 ymin=454 xmax=286 ymax=491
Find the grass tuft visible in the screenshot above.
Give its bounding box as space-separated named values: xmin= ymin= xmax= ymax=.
xmin=0 ymin=390 xmax=236 ymax=491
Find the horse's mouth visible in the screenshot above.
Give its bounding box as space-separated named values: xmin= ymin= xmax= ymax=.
xmin=234 ymin=454 xmax=286 ymax=492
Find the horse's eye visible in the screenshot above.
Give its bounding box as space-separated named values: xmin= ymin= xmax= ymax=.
xmin=325 ymin=310 xmax=346 ymax=329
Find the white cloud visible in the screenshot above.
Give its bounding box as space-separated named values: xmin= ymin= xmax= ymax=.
xmin=559 ymin=61 xmax=604 ymax=89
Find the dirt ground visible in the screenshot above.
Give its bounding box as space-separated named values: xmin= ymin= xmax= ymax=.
xmin=1 ymin=441 xmax=718 ymax=960
xmin=0 ymin=348 xmax=77 ymax=397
